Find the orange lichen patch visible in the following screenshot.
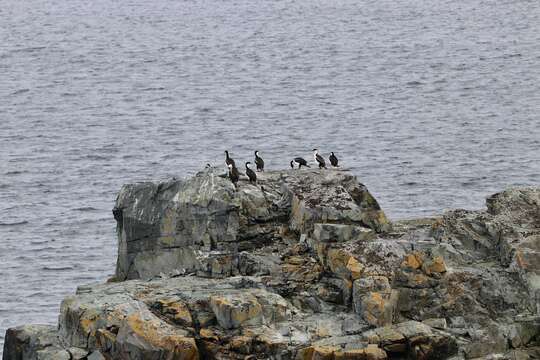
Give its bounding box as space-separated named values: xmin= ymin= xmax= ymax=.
xmin=311 ymin=346 xmax=340 ymax=360
xmin=328 ymin=249 xmax=362 ymax=281
xmin=410 ymin=273 xmax=431 ymax=287
xmin=422 ymin=256 xmax=447 ymax=275
xmin=157 ymin=299 xmax=193 ymax=327
xmin=364 ymin=344 xmax=387 ymax=360
xmin=210 ymin=294 xmax=263 ymax=329
xmin=125 ymin=313 xmax=198 ymax=359
xmin=199 ymin=328 xmax=220 ymax=342
xmin=362 ymin=293 xmax=386 ymax=326
xmin=401 ymin=252 xmax=423 ymax=270
xmin=334 ymin=349 xmax=367 ymax=359
xmin=431 ymin=218 xmax=443 ymax=230
xmin=228 ymin=335 xmax=252 ymax=354
xmin=79 ymin=310 xmax=101 ymax=336
xmin=296 ymin=346 xmax=315 ymax=360
xmin=346 ymin=257 xmax=364 ymax=280
xmin=515 ymin=250 xmax=527 ymax=269
xmin=299 ymin=346 xmax=386 ymax=360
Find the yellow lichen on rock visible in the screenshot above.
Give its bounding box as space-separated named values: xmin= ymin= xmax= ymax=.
xmin=346 ymin=256 xmax=364 ymax=280
xmin=328 ymin=249 xmax=363 ymax=281
xmin=422 ymin=256 xmax=447 ymax=275
xmin=125 ymin=313 xmax=199 ymax=359
xmin=157 ymin=298 xmax=193 ymax=327
xmin=401 ymin=252 xmax=423 ymax=270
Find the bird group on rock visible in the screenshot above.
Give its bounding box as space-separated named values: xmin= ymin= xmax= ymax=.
xmin=222 ymin=149 xmax=339 ymax=187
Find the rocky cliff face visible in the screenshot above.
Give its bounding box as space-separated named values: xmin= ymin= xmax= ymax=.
xmin=4 ymin=168 xmax=540 ymax=360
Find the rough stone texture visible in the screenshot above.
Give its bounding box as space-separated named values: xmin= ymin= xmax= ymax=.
xmin=113 ymin=168 xmax=389 ymax=281
xmin=4 ymin=169 xmax=540 ymax=360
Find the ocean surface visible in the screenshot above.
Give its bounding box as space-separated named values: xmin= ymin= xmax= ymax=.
xmin=1 ymin=0 xmax=539 ymax=354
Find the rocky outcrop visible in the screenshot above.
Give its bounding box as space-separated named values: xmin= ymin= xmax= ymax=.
xmin=113 ymin=168 xmax=389 ymax=281
xmin=4 ymin=168 xmax=540 ymax=360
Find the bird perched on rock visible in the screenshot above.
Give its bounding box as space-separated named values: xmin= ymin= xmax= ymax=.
xmin=313 ymin=149 xmax=326 ymax=169
xmin=254 ymin=151 xmax=264 ymax=172
xmin=290 ymin=157 xmax=310 ymax=169
xmin=245 ymin=162 xmax=257 ymax=183
xmin=329 ymin=152 xmax=339 ymax=167
xmin=224 ymin=150 xmax=235 ymax=167
xmin=228 ymin=163 xmax=239 ymax=187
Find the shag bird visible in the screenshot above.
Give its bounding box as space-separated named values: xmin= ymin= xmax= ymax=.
xmin=225 ymin=150 xmax=235 ymax=167
xmin=313 ymin=149 xmax=326 ymax=169
xmin=228 ymin=164 xmax=239 ymax=186
xmin=245 ymin=162 xmax=257 ymax=183
xmin=254 ymin=151 xmax=264 ymax=172
xmin=329 ymin=152 xmax=339 ymax=167
xmin=291 ymin=157 xmax=310 ymax=169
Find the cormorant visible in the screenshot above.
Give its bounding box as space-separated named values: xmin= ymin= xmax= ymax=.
xmin=228 ymin=164 xmax=239 ymax=186
xmin=225 ymin=150 xmax=235 ymax=167
xmin=313 ymin=149 xmax=326 ymax=169
xmin=245 ymin=162 xmax=257 ymax=183
xmin=254 ymin=151 xmax=264 ymax=172
xmin=329 ymin=152 xmax=338 ymax=167
xmin=291 ymin=157 xmax=310 ymax=169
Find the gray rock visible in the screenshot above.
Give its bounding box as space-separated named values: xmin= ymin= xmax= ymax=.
xmin=2 ymin=325 xmax=67 ymax=360
xmin=86 ymin=351 xmax=106 ymax=360
xmin=114 ymin=168 xmax=389 ymax=281
xmin=5 ymin=168 xmax=540 ymax=360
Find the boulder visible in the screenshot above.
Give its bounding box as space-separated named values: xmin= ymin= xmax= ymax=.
xmin=113 ymin=168 xmax=389 ymax=281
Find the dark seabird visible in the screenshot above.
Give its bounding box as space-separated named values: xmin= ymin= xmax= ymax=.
xmin=245 ymin=162 xmax=257 ymax=183
xmin=329 ymin=152 xmax=339 ymax=167
xmin=313 ymin=149 xmax=326 ymax=169
xmin=254 ymin=151 xmax=264 ymax=172
xmin=291 ymin=157 xmax=310 ymax=169
xmin=225 ymin=150 xmax=235 ymax=167
xmin=228 ymin=164 xmax=239 ymax=186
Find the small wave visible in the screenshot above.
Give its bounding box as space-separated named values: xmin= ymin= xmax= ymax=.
xmin=0 ymin=220 xmax=29 ymax=226
xmin=73 ymin=206 xmax=98 ymax=212
xmin=11 ymin=88 xmax=30 ymax=95
xmin=142 ymin=87 xmax=165 ymax=91
xmin=11 ymin=46 xmax=46 ymax=53
xmin=83 ymin=155 xmax=109 ymax=161
xmin=406 ymin=81 xmax=424 ymax=86
xmin=4 ymin=170 xmax=28 ymax=175
xmin=41 ymin=266 xmax=75 ymax=271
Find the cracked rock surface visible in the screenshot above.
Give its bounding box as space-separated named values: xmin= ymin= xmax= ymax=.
xmin=3 ymin=168 xmax=540 ymax=359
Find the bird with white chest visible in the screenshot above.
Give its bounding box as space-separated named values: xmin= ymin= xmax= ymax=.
xmin=312 ymin=149 xmax=326 ymax=169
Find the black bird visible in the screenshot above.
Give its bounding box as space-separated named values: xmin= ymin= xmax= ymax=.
xmin=329 ymin=152 xmax=339 ymax=167
xmin=225 ymin=150 xmax=235 ymax=167
xmin=245 ymin=162 xmax=257 ymax=183
xmin=254 ymin=151 xmax=264 ymax=172
xmin=228 ymin=164 xmax=239 ymax=186
xmin=313 ymin=149 xmax=326 ymax=169
xmin=291 ymin=157 xmax=310 ymax=169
